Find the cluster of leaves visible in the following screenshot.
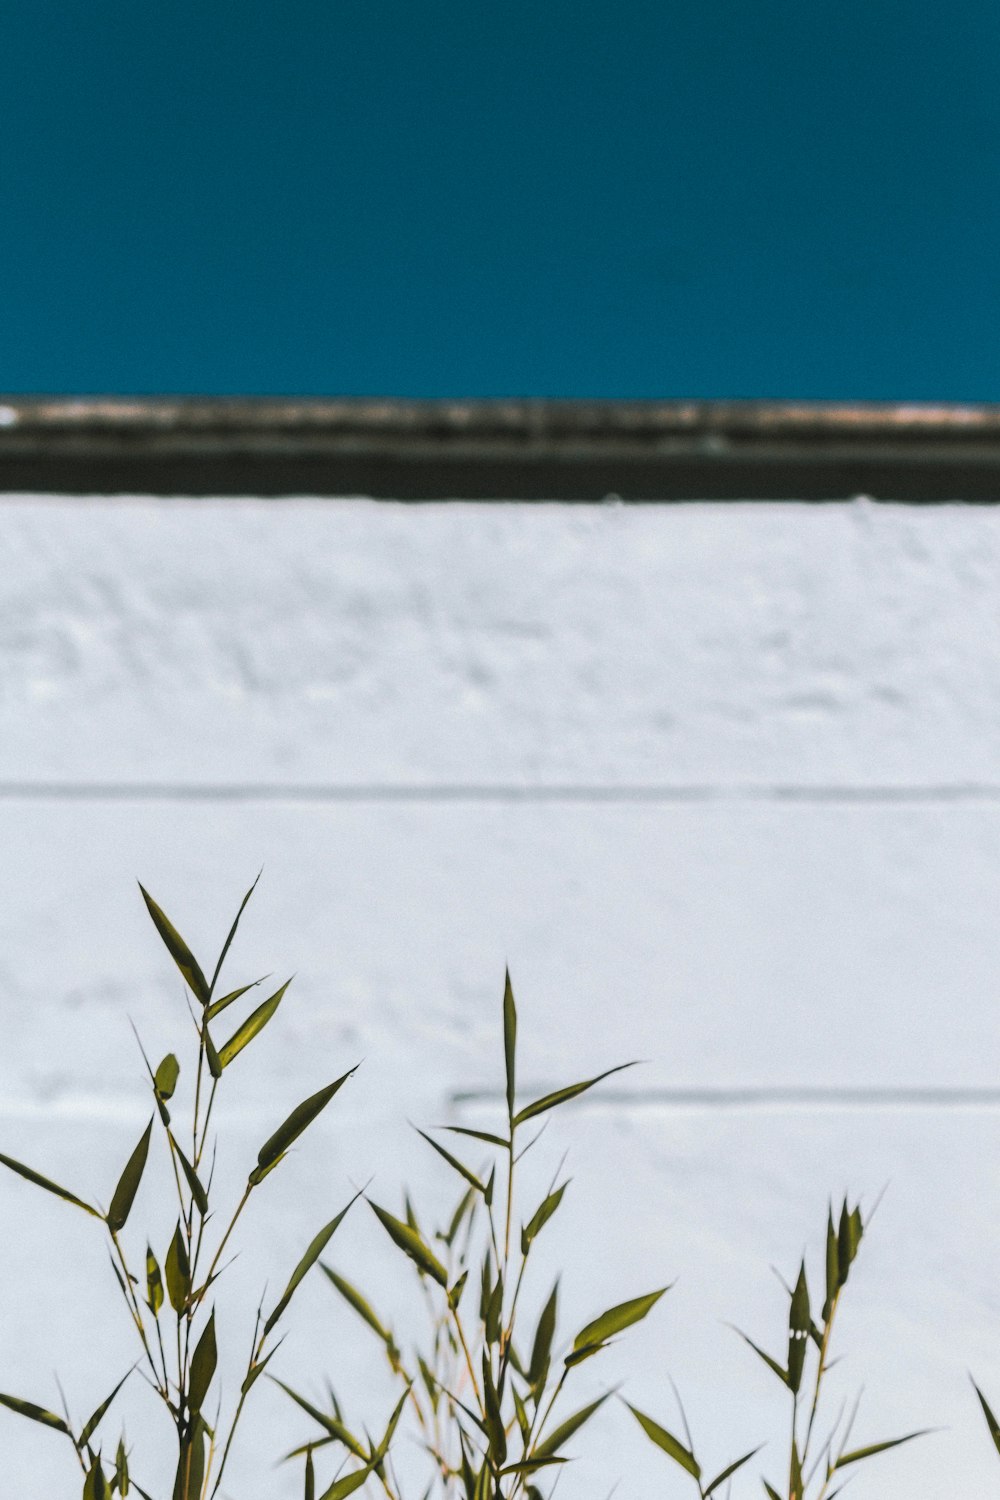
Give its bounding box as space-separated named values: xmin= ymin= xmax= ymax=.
xmin=283 ymin=971 xmax=667 ymax=1500
xmin=728 ymin=1199 xmax=924 ymax=1500
xmin=0 ymin=878 xmax=358 ymax=1500
xmin=629 ymin=1199 xmax=926 ymax=1499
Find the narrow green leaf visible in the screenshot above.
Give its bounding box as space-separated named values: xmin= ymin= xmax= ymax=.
xmin=790 ymin=1438 xmax=802 ymax=1499
xmin=534 ymin=1394 xmax=609 ymax=1459
xmin=154 ymin=1054 xmax=180 ymax=1101
xmin=84 ymin=1457 xmax=113 ymax=1500
xmin=626 ymin=1403 xmax=700 ymax=1479
xmin=834 ymin=1431 xmax=928 ymax=1470
xmin=241 ymin=1344 xmax=282 ymax=1396
xmin=0 ymin=1151 xmax=99 ymax=1217
xmin=763 ymin=1483 xmax=783 ymax=1500
xmin=188 ymin=1310 xmax=218 ymax=1413
xmin=206 ymin=976 xmax=268 ymax=1021
xmin=503 ymin=968 xmax=517 ymax=1120
xmin=500 ymin=1458 xmax=568 ymax=1477
xmin=78 ymin=1368 xmax=134 ymax=1451
xmin=320 ymin=1267 xmax=392 ymax=1345
xmin=219 ymin=979 xmax=291 ymax=1069
xmin=305 ymin=1447 xmax=316 ymax=1500
xmin=414 ymin=1128 xmax=485 ymax=1194
xmin=264 ymin=1192 xmax=361 ymax=1336
xmin=837 ymin=1199 xmax=862 ymax=1287
xmin=448 ymin=1270 xmax=469 ymax=1312
xmin=204 ymin=1026 xmax=223 ymax=1081
xmin=732 ymin=1328 xmax=790 ymax=1388
xmin=521 ymin=1182 xmax=568 ymax=1254
xmin=272 ymin=1380 xmax=368 ymax=1459
xmin=170 ymin=1137 xmax=209 ymax=1217
xmin=319 ymin=1466 xmax=375 ymax=1500
xmin=138 ymin=885 xmax=209 ymax=1005
xmin=823 ymin=1205 xmax=838 ymax=1321
xmin=513 ymin=1062 xmax=638 ymax=1126
xmin=107 ymin=1119 xmax=154 ymax=1233
xmin=704 ymin=1447 xmax=763 ymax=1496
xmin=482 ymin=1353 xmax=506 ymax=1465
xmin=165 ymin=1223 xmax=191 ymax=1314
xmin=573 ymin=1287 xmax=667 ymax=1350
xmin=210 ymin=869 xmax=262 ymax=995
xmin=443 ymin=1126 xmax=509 ymax=1149
xmin=485 ymin=1274 xmax=503 ymax=1344
xmin=974 ymin=1382 xmax=1000 ymax=1456
xmin=373 ymin=1385 xmax=411 ymax=1461
xmin=369 ymin=1201 xmax=449 ymax=1287
xmin=528 ymin=1282 xmax=558 ymax=1387
xmin=115 ymin=1438 xmax=130 ymax=1496
xmin=787 ymin=1262 xmax=810 ymax=1395
xmin=0 ymin=1390 xmax=70 ymax=1434
xmin=250 ymin=1069 xmax=356 ymax=1185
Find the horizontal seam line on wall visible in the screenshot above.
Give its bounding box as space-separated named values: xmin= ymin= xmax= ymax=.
xmin=3 ymin=783 xmax=1000 ymax=805
xmin=450 ymin=1087 xmax=1000 ymax=1110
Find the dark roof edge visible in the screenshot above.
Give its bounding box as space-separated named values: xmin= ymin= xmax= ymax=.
xmin=1 ymin=397 xmax=1000 ymax=499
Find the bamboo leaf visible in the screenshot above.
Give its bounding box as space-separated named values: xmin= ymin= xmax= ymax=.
xmin=210 ymin=870 xmax=262 ymax=994
xmin=513 ymin=1062 xmax=638 ymax=1126
xmin=369 ymin=1201 xmax=449 ymax=1287
xmin=250 ymin=1069 xmax=356 ymax=1186
xmin=206 ymin=976 xmax=268 ymax=1021
xmin=834 ymin=1431 xmax=928 ymax=1470
xmin=242 ymin=1344 xmax=282 ymax=1396
xmin=107 ymin=1119 xmax=154 ymax=1233
xmin=305 ymin=1447 xmax=316 ymax=1500
xmin=732 ymin=1328 xmax=790 ymax=1388
xmin=165 ymin=1222 xmax=191 ymax=1314
xmin=482 ymin=1353 xmax=506 ymax=1465
xmin=264 ymin=1192 xmax=361 ymax=1336
xmin=373 ymin=1386 xmax=411 ymax=1461
xmin=170 ymin=1137 xmax=209 ymax=1217
xmin=115 ymin=1438 xmax=130 ymax=1496
xmin=219 ymin=979 xmax=291 ymax=1069
xmin=626 ymin=1403 xmax=700 ymax=1479
xmin=320 ymin=1267 xmax=393 ymax=1345
xmin=154 ymin=1054 xmax=180 ymax=1101
xmin=975 ymin=1382 xmax=1000 ymax=1456
xmin=572 ymin=1287 xmax=667 ymax=1351
xmin=204 ymin=1026 xmax=223 ymax=1081
xmin=414 ymin=1129 xmax=485 ymax=1194
xmin=443 ymin=1126 xmax=509 ymax=1150
xmin=521 ymin=1182 xmax=568 ymax=1254
xmin=318 ymin=1467 xmax=375 ymax=1500
xmin=787 ymin=1262 xmax=810 ymax=1395
xmin=188 ymin=1311 xmax=218 ymax=1413
xmin=78 ymin=1368 xmax=134 ymax=1451
xmin=272 ymin=1381 xmax=367 ymax=1458
xmin=0 ymin=1390 xmax=70 ymax=1434
xmin=0 ymin=1151 xmax=100 ymax=1217
xmin=534 ymin=1394 xmax=609 ymax=1459
xmin=704 ymin=1447 xmax=763 ymax=1496
xmin=145 ymin=1246 xmax=163 ymax=1317
xmin=503 ymin=968 xmax=517 ymax=1120
xmin=138 ymin=885 xmax=209 ymax=1006
xmin=528 ymin=1282 xmax=558 ymax=1387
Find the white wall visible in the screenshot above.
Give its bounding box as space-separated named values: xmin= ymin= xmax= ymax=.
xmin=1 ymin=495 xmax=999 ymax=1499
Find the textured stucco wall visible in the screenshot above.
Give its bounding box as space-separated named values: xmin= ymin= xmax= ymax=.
xmin=2 ymin=495 xmax=999 ymax=1498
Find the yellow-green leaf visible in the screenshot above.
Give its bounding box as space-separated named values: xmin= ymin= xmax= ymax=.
xmin=513 ymin=1062 xmax=637 ymax=1127
xmin=572 ymin=1287 xmax=667 ymax=1351
xmin=218 ymin=979 xmax=291 ymax=1069
xmin=0 ymin=1390 xmax=70 ymax=1434
xmin=369 ymin=1201 xmax=449 ymax=1287
xmin=165 ymin=1222 xmax=191 ymax=1313
xmin=627 ymin=1403 xmax=700 ymax=1479
xmin=107 ymin=1119 xmax=154 ymax=1233
xmin=188 ymin=1311 xmax=217 ymax=1413
xmin=264 ymin=1192 xmax=361 ymax=1336
xmin=503 ymin=968 xmax=517 ymax=1120
xmin=534 ymin=1394 xmax=608 ymax=1460
xmin=250 ymin=1069 xmax=356 ymax=1186
xmin=0 ymin=1151 xmax=100 ymax=1217
xmin=138 ymin=885 xmax=209 ymax=1006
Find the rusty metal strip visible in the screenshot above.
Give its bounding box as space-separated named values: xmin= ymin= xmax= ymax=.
xmin=0 ymin=398 xmax=998 ymax=498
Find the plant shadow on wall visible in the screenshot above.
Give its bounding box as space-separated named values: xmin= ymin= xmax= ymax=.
xmin=0 ymin=876 xmax=363 ymax=1500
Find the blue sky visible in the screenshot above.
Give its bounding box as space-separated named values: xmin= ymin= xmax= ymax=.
xmin=1 ymin=0 xmax=997 ymax=397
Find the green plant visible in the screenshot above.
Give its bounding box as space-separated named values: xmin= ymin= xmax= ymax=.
xmin=0 ymin=878 xmax=358 ymax=1500
xmin=629 ymin=1198 xmax=926 ymax=1499
xmin=283 ymin=969 xmax=666 ymax=1500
